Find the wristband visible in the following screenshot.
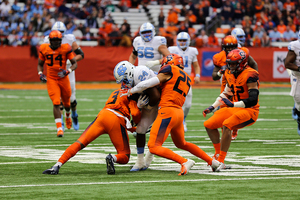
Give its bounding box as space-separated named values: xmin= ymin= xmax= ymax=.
xmin=38 ymin=71 xmax=43 ymax=75
xmin=195 ymin=74 xmax=200 ymax=78
xmin=68 ymin=68 xmax=73 ymax=73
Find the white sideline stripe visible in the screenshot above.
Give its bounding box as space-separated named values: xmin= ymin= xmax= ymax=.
xmin=1 ymin=176 xmax=300 ymax=188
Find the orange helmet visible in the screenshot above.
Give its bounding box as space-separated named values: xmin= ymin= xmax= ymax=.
xmin=161 ymin=54 xmax=184 ymax=69
xmin=222 ymin=35 xmax=238 ymax=55
xmin=226 ymin=49 xmax=247 ymax=75
xmin=49 ymin=30 xmax=62 ymax=50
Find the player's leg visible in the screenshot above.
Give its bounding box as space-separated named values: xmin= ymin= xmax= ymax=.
xmin=47 ymin=78 xmax=64 ymax=137
xmin=131 ymin=106 xmax=158 ymax=171
xmin=69 ymin=71 xmax=79 ymax=130
xmin=182 ymin=87 xmax=192 ymax=132
xmin=59 ymin=101 xmax=65 ymax=131
xmin=60 ymin=77 xmax=72 ymax=130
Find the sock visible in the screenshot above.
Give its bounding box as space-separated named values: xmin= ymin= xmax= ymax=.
xmin=58 ymin=142 xmax=81 ymax=164
xmin=218 ymin=151 xmax=227 ymax=163
xmin=72 ymin=110 xmax=77 ymax=117
xmin=55 ymin=118 xmax=62 ymax=130
xmin=137 ymin=147 xmax=144 ymax=155
xmin=213 ymin=143 xmax=221 ymax=155
xmin=54 ymin=162 xmax=62 ymax=168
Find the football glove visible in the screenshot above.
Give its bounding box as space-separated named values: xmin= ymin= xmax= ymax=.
xmin=137 ymin=95 xmax=149 ymax=109
xmin=39 ymin=74 xmax=47 ymax=83
xmin=202 ymin=106 xmax=214 ymax=117
xmin=58 ymin=68 xmax=70 ymax=78
xmin=219 ymin=98 xmax=234 ymax=107
xmin=120 ymin=88 xmax=132 ymax=97
xmin=217 ymin=66 xmax=226 ymax=77
xmin=145 ymin=60 xmax=160 ymax=69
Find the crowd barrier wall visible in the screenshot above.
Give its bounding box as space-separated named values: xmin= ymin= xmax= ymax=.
xmin=0 ymin=46 xmax=290 ymax=82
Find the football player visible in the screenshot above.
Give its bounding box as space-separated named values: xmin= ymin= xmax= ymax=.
xmin=128 ymin=22 xmax=170 ymax=72
xmin=120 ymin=54 xmax=221 ymax=175
xmin=44 ymin=21 xmax=84 ymax=131
xmin=37 ymin=30 xmax=78 ymax=137
xmin=42 ymin=87 xmax=147 ymax=175
xmin=168 ymin=32 xmax=200 ymax=132
xmin=284 ymin=30 xmax=300 ymax=135
xmin=114 ymin=61 xmax=160 ymax=171
xmin=203 ymin=49 xmax=260 ymax=171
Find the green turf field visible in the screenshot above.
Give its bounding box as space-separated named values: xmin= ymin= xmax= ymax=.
xmin=0 ymin=86 xmax=300 ymax=200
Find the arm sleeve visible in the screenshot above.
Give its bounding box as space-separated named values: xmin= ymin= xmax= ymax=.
xmin=130 ymin=77 xmax=160 ymax=94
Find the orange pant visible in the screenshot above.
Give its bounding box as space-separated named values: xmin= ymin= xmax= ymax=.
xmin=47 ymin=76 xmax=71 ymax=107
xmin=77 ymin=109 xmax=131 ymax=164
xmin=204 ymin=107 xmax=259 ymax=130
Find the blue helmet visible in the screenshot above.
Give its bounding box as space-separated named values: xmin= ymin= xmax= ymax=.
xmin=231 ymin=28 xmax=246 ymax=46
xmin=176 ymin=32 xmax=190 ymax=50
xmin=139 ymin=22 xmax=156 ymax=42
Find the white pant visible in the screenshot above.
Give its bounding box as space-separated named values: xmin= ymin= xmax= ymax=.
xmin=182 ymin=86 xmax=192 ymax=117
xmin=290 ymin=73 xmax=300 ymax=111
xmin=67 ymin=62 xmax=76 ymax=103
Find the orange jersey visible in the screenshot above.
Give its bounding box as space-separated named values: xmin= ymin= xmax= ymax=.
xmin=39 ymin=43 xmax=75 ymax=79
xmin=103 ymin=89 xmax=141 ymax=123
xmin=223 ymin=67 xmax=260 ymax=110
xmin=158 ymin=64 xmax=191 ymax=108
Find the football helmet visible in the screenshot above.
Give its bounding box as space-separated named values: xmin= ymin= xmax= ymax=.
xmin=176 ymin=32 xmax=190 ymax=50
xmin=113 ymin=61 xmax=135 ymax=89
xmin=226 ymin=49 xmax=247 ymax=74
xmin=231 ymin=28 xmax=246 ymax=46
xmin=51 ymin=21 xmax=66 ymax=36
xmin=49 ymin=30 xmax=63 ymax=50
xmin=222 ymin=35 xmax=238 ymax=55
xmin=139 ymin=22 xmax=156 ymax=42
xmin=162 ymin=54 xmax=184 ymax=69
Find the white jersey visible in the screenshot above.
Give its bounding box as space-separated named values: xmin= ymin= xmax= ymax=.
xmin=168 ymin=46 xmax=198 ymax=75
xmin=44 ymin=34 xmax=76 ymax=67
xmin=133 ymin=65 xmax=156 ymax=86
xmin=133 ymin=36 xmax=167 ymax=72
xmin=288 ymin=40 xmax=300 ymax=77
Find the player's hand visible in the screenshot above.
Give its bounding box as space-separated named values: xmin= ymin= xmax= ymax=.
xmin=137 ymin=95 xmax=149 ymax=109
xmin=217 ymin=66 xmax=226 ymax=77
xmin=145 ymin=60 xmax=160 ymax=69
xmin=120 ymin=88 xmax=132 ymax=97
xmin=39 ymin=74 xmax=47 ymax=83
xmin=202 ymin=106 xmax=214 ymax=117
xmin=219 ymin=98 xmax=234 ymax=107
xmin=58 ymin=68 xmax=70 ymax=78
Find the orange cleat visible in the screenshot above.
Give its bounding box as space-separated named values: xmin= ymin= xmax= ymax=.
xmin=231 ymin=130 xmax=238 ymax=140
xmin=57 ymin=129 xmax=64 ymax=137
xmin=66 ymin=117 xmax=72 ymax=129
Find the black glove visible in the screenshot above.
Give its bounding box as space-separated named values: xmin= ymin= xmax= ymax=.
xmin=39 ymin=74 xmax=47 ymax=83
xmin=58 ymin=68 xmax=70 ymax=78
xmin=202 ymin=106 xmax=214 ymax=117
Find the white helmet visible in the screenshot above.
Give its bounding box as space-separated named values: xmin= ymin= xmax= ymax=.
xmin=139 ymin=22 xmax=155 ymax=42
xmin=113 ymin=61 xmax=135 ymax=89
xmin=51 ymin=21 xmax=66 ymax=36
xmin=231 ymin=28 xmax=246 ymax=46
xmin=176 ymin=32 xmax=190 ymax=50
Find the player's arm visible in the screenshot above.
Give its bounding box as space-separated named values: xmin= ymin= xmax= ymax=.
xmin=72 ymin=41 xmax=84 ymax=61
xmin=69 ymin=57 xmax=78 ymax=72
xmin=146 ymin=44 xmax=171 ymax=68
xmin=192 ymin=61 xmax=201 ymax=84
xmin=37 ymin=58 xmax=47 ymax=83
xmin=212 ymin=65 xmax=223 ymax=80
xmin=129 ymin=47 xmax=137 ymax=64
xmin=284 ymin=50 xmax=298 ymax=71
xmin=247 ymin=55 xmax=258 ymax=71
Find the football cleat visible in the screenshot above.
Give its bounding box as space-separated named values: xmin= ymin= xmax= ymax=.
xmin=215 ymin=162 xmax=232 ymax=172
xmin=231 ymin=130 xmax=238 ymax=140
xmin=292 ymin=105 xmax=298 ymax=120
xmin=106 ymin=154 xmax=115 ymax=175
xmin=178 ymin=159 xmax=195 ymax=176
xmin=57 ymin=129 xmax=64 ymax=137
xmin=130 ymin=156 xmax=146 ymax=171
xmin=66 ymin=117 xmax=72 ymax=129
xmin=72 ymin=113 xmax=79 ymax=131
xmin=43 ymin=165 xmax=60 ymax=175
xmin=211 ymin=159 xmax=221 ymax=172
xmin=143 ymin=151 xmax=154 ymax=170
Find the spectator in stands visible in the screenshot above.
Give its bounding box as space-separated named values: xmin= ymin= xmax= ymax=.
xmin=180 ymin=4 xmax=188 ymax=17
xmin=32 ymin=13 xmax=44 ymax=32
xmin=254 ymin=0 xmax=264 ymax=22
xmin=165 ymin=22 xmax=179 ymax=46
xmin=96 ymin=10 xmax=104 ymax=28
xmin=167 ymin=7 xmax=179 ymax=25
xmin=65 ymin=22 xmax=76 ymax=34
xmin=131 ymin=0 xmax=140 ymax=8
xmin=0 ymin=29 xmax=8 ymax=46
xmin=8 ymin=29 xmax=18 ymax=46
xmin=252 ymin=34 xmax=261 ymax=47
xmin=272 ymin=0 xmax=283 ymax=12
xmin=119 ymin=24 xmax=132 ymax=47
xmin=196 ymin=29 xmax=208 ymax=47
xmin=261 ymin=31 xmax=271 ymax=47
xmin=108 ymin=24 xmax=121 ymax=46
xmin=269 ymin=26 xmax=282 ymax=42
xmin=210 ymin=0 xmax=222 ymax=9
xmin=244 ymin=3 xmax=254 ymax=19
xmin=116 ymin=0 xmax=129 ymax=12
xmin=277 ymin=20 xmax=287 ymax=35
xmin=158 ymin=9 xmax=165 ymax=28
xmin=220 ymin=0 xmax=233 ymax=25
xmin=105 ymin=0 xmax=115 ymax=13
xmin=284 ymin=0 xmax=295 ymax=12
xmin=30 ymin=31 xmax=39 ymax=58
xmin=196 ymin=9 xmax=206 ymax=25
xmin=207 ymin=31 xmax=219 ymax=47
xmin=58 ymin=1 xmax=70 ymax=15
xmin=287 ymin=19 xmax=296 ymax=33
xmin=293 ymin=9 xmax=300 ymax=30
xmin=283 ymin=26 xmax=296 ymax=42
xmin=0 ymin=0 xmax=11 ymax=20
xmin=121 ymin=18 xmax=131 ymax=36
xmin=253 ymin=25 xmax=264 ymax=41
xmin=86 ymin=11 xmax=98 ymax=28
xmin=264 ymin=0 xmax=272 ymax=12
xmin=21 ymin=31 xmax=29 ymax=46
xmin=187 ymin=10 xmax=197 ymax=25
xmin=98 ymin=23 xmax=108 ymax=46
xmin=178 ymin=21 xmax=189 ymax=33
xmin=264 ymin=16 xmax=276 ymax=32
xmin=233 ymin=2 xmax=244 ymax=24
xmin=72 ymin=26 xmax=83 ymax=40
xmin=82 ymin=26 xmax=92 ymax=41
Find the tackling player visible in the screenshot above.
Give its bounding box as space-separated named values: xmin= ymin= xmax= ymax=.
xmin=37 ymin=30 xmax=78 ymax=137
xmin=44 ymin=21 xmax=84 ymax=131
xmin=168 ymin=32 xmax=200 ymax=132
xmin=121 ymin=54 xmax=221 ymax=175
xmin=203 ymin=49 xmax=260 ymax=171
xmin=129 ymin=22 xmax=170 ymax=72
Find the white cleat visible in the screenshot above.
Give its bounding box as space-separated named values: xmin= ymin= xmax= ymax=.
xmin=143 ymin=151 xmax=154 ymax=170
xmin=130 ymin=156 xmax=146 ymax=172
xmin=210 ymin=159 xmax=221 ymax=172
xmin=215 ymin=162 xmax=232 ymax=172
xmin=178 ymin=159 xmax=195 ymax=176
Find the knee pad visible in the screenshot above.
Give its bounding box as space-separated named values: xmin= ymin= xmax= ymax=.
xmin=71 ymin=100 xmax=77 ymax=108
